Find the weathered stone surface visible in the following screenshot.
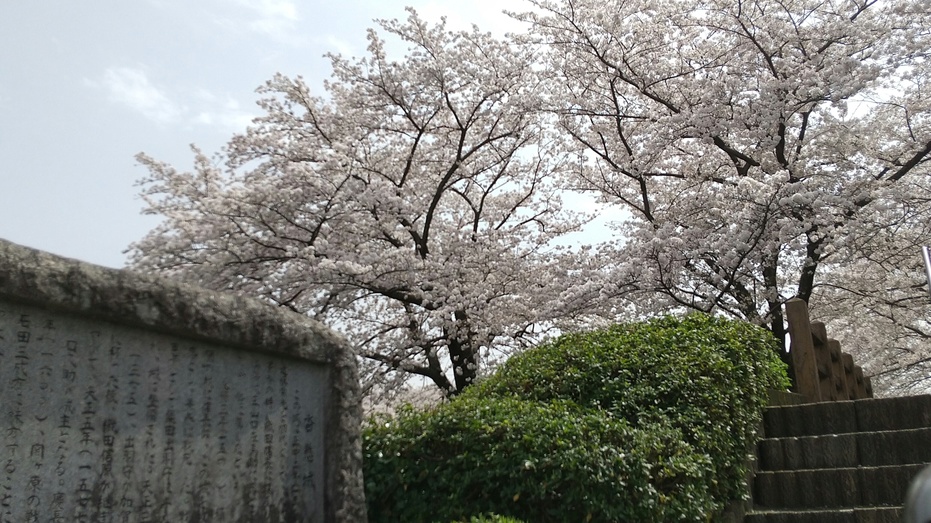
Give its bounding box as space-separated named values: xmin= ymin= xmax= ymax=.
xmin=753 ymin=467 xmax=859 ymax=509
xmin=763 ymin=400 xmax=858 ymax=438
xmin=744 ymin=507 xmax=902 ymax=523
xmin=858 ymin=464 xmax=924 ymax=508
xmin=856 ymin=395 xmax=931 ymax=433
xmin=0 ymin=239 xmax=366 ymax=522
xmin=745 ymin=508 xmax=856 ymax=523
xmin=858 ymin=428 xmax=931 ymax=467
xmin=749 ymin=395 xmax=931 ymax=521
xmin=758 ymin=433 xmax=859 ymax=471
xmin=758 ymin=427 xmax=931 ymax=474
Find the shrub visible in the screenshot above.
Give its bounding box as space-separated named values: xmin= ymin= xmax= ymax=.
xmin=455 ymin=515 xmax=526 ymax=523
xmin=363 ymin=314 xmax=789 ymax=522
xmin=364 ymin=396 xmax=715 ymax=522
xmin=474 ymin=313 xmax=790 ymax=508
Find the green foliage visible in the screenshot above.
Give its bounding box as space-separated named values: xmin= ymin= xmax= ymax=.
xmin=475 ymin=314 xmax=790 ymax=508
xmin=456 ymin=515 xmax=526 ymax=523
xmin=365 ymin=397 xmax=714 ymax=522
xmin=363 ymin=314 xmax=790 ymax=522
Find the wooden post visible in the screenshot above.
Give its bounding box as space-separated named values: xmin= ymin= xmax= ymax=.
xmin=854 ymin=365 xmax=867 ymax=399
xmin=785 ymin=298 xmax=821 ymax=402
xmin=843 ymin=353 xmax=857 ymax=399
xmin=828 ymin=340 xmax=847 ymax=400
xmin=810 ymin=321 xmax=835 ymax=401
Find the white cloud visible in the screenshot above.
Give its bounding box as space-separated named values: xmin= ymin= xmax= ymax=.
xmin=87 ymin=67 xmax=183 ymax=124
xmin=192 ymin=89 xmax=256 ymax=131
xmin=242 ymin=0 xmax=298 ymax=24
xmin=234 ymin=0 xmax=306 ymax=44
xmin=85 ymin=68 xmax=256 ymax=131
xmin=414 ymin=0 xmax=532 ymax=35
xmin=317 ymin=34 xmax=357 ymax=58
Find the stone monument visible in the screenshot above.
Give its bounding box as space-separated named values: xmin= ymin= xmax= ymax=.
xmin=0 ymin=239 xmax=366 ymax=522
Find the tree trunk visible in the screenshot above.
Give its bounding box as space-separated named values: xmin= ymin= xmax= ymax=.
xmin=763 ymin=252 xmax=795 ymax=386
xmin=446 ymin=310 xmax=479 ymax=396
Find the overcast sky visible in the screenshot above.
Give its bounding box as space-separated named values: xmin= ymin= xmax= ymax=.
xmin=0 ymin=0 xmax=539 ymax=268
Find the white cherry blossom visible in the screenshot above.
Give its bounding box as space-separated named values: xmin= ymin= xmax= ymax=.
xmin=130 ymin=9 xmax=613 ymax=400
xmin=518 ymin=0 xmax=931 ymax=390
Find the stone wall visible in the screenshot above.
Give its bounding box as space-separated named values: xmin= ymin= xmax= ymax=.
xmin=0 ymin=239 xmax=365 ymax=522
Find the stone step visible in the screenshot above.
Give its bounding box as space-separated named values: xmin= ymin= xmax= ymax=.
xmin=759 ymin=427 xmax=931 ymax=470
xmin=744 ymin=506 xmax=902 ymax=523
xmin=764 ymin=395 xmax=931 ymax=438
xmin=752 ymin=463 xmax=925 ymax=510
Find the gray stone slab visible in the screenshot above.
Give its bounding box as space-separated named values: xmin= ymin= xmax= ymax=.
xmin=759 ymin=426 xmax=931 ymax=473
xmin=854 ymin=506 xmax=903 ymax=523
xmin=857 ymin=428 xmax=931 ymax=467
xmin=758 ymin=433 xmax=859 ymax=471
xmin=856 ymin=395 xmax=931 ymax=433
xmin=745 ymin=507 xmax=901 ymax=523
xmin=753 ymin=468 xmax=859 ymax=509
xmin=755 ymin=465 xmax=920 ymax=512
xmin=858 ymin=464 xmax=925 ymax=508
xmin=745 ymin=509 xmax=856 ymax=523
xmin=764 ymin=401 xmax=858 ymax=438
xmin=0 ymin=239 xmax=366 ymax=522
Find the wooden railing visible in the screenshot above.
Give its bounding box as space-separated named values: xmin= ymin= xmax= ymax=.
xmin=785 ymin=298 xmax=873 ymax=402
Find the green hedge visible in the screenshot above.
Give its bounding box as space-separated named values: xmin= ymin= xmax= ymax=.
xmin=365 ymin=397 xmax=714 ymax=522
xmin=454 ymin=516 xmax=526 ymax=523
xmin=474 ymin=314 xmax=791 ymax=506
xmin=363 ymin=314 xmax=789 ymax=522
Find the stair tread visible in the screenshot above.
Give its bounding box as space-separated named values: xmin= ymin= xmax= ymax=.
xmin=764 ymin=394 xmax=931 ymax=437
xmin=752 ymin=460 xmax=925 ymax=509
xmin=751 ymin=395 xmax=929 ymax=518
xmin=745 ymin=506 xmax=902 ymax=523
xmin=748 ymin=507 xmax=902 ymax=515
xmin=756 ymin=463 xmax=930 ymax=474
xmin=761 ymin=425 xmax=931 ymax=442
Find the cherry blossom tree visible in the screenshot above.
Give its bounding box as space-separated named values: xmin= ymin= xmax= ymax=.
xmin=516 ymin=0 xmax=931 ymax=389
xmin=813 ymin=186 xmax=931 ymax=395
xmin=129 ymin=10 xmax=613 ymax=400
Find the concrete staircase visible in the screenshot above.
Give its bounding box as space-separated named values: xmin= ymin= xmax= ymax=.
xmin=745 ymin=395 xmax=931 ymax=523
